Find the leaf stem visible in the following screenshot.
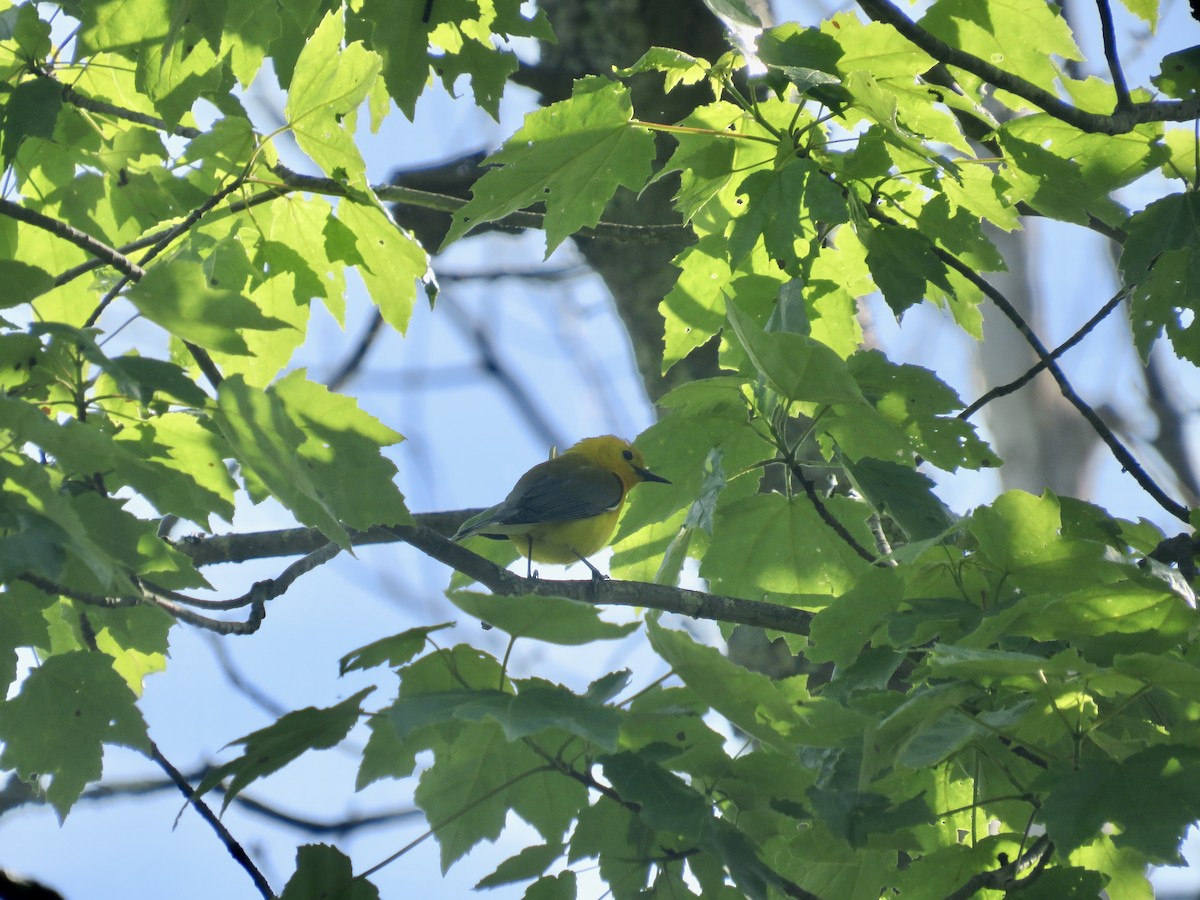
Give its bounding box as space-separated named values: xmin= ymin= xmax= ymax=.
xmin=629 ymin=118 xmax=778 ymax=145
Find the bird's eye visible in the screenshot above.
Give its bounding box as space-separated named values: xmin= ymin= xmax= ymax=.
xmin=622 ymin=449 xmax=634 ymax=461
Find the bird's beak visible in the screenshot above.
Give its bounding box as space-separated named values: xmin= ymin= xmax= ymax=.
xmin=637 ymin=467 xmax=671 ymax=485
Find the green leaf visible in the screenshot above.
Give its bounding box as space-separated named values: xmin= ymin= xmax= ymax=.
xmin=998 ymin=130 xmax=1128 ymax=227
xmin=285 ymin=9 xmax=381 ymax=184
xmin=415 ymin=723 xmax=587 ymax=871
xmin=1113 ymin=652 xmax=1200 ymax=702
xmin=619 ymin=378 xmax=771 ymax=537
xmin=339 ymin=623 xmax=454 ymax=674
xmin=0 ymin=651 xmax=152 ymax=819
xmin=0 ymin=260 xmax=53 ymax=308
xmin=110 ymin=412 xmax=238 ymax=525
xmin=0 ymin=456 xmax=136 ymax=594
xmin=106 ymin=356 xmax=208 ymax=406
xmin=569 ymin=796 xmax=655 ymax=889
xmin=1120 ymin=192 xmax=1200 ymax=363
xmin=523 ymin=871 xmax=577 ymax=900
xmin=136 ymin=28 xmax=225 ymax=128
xmin=1037 ymin=745 xmax=1200 ymax=860
xmin=475 ymin=843 xmax=565 ymax=890
xmin=280 ymin=844 xmax=380 ymax=900
xmin=725 ymin=300 xmax=864 ymax=405
xmin=1001 ymin=115 xmax=1168 ymax=195
xmin=215 ymin=372 xmax=408 ymax=547
xmin=78 ymin=0 xmax=170 ymax=56
xmin=445 ymin=590 xmax=639 ymax=644
xmin=1153 ymin=45 xmax=1200 ymax=98
xmin=431 ymin=31 xmax=518 ymax=121
xmin=2 ymin=78 xmax=62 ymax=170
xmin=808 ymin=568 xmax=904 ymax=667
xmin=214 ymin=374 xmax=347 ymax=544
xmin=0 ymin=583 xmax=56 ymax=692
xmin=919 ymin=0 xmax=1081 ymax=96
xmin=646 ymin=619 xmax=865 ymax=750
xmin=388 ymin=682 xmax=622 ymax=750
xmin=616 ymin=48 xmax=713 ymax=93
xmin=125 ymin=259 xmax=289 ymax=354
xmin=335 ymin=199 xmax=427 ymax=334
xmin=842 ymin=457 xmax=957 ymax=542
xmin=87 ymin=601 xmax=174 ymax=695
xmin=970 ymin=490 xmax=1113 ymax=592
xmin=443 ymin=77 xmax=656 ymax=254
xmin=0 ymin=395 xmax=232 ymax=537
xmin=728 ymin=159 xmax=848 ymax=268
xmin=655 ymin=101 xmax=773 ymax=226
xmin=861 ymin=222 xmax=953 ymax=316
xmin=807 ymin=784 xmax=931 ymax=848
xmin=599 ymin=749 xmax=710 ymax=840
xmin=270 ymin=370 xmax=411 ymax=530
xmin=199 ymin=687 xmax=374 ymax=812
xmin=702 ymin=492 xmax=873 ymax=597
xmin=832 ymin=350 xmax=998 ymax=471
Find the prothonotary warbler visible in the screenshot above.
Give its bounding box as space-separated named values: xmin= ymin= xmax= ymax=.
xmin=452 ymin=435 xmax=670 ymax=578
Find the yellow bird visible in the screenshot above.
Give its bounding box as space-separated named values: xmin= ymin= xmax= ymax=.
xmin=452 ymin=435 xmax=670 ymax=578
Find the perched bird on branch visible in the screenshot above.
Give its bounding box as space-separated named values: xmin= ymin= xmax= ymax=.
xmin=453 ymin=435 xmax=669 ymax=579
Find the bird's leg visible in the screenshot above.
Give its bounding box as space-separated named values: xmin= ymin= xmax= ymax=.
xmin=572 ymin=551 xmax=608 ymax=601
xmin=526 ymin=536 xmax=536 ymax=580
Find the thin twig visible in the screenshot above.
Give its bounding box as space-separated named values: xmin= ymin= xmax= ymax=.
xmin=84 ymin=176 xmax=247 ymax=330
xmin=16 ymin=573 xmax=138 ymax=608
xmin=146 ymin=540 xmax=342 ymax=611
xmin=790 ymin=462 xmax=880 ymax=564
xmin=867 ymin=513 xmax=899 ymax=566
xmin=0 ymin=198 xmax=145 ymax=280
xmin=960 ymin=288 xmax=1127 ymax=419
xmin=18 ymin=540 xmax=341 ymax=635
xmin=37 ymin=767 xmax=422 ymax=836
xmin=34 ymin=67 xmax=203 ymax=139
xmin=1095 ymin=0 xmax=1132 ymax=110
xmin=73 ymin=613 xmax=272 ymax=897
xmin=326 ymin=309 xmax=385 ymax=391
xmin=145 ymin=741 xmax=274 ymax=899
xmin=943 ymin=834 xmax=1053 ymax=899
xmin=868 ymin=206 xmax=1191 ymax=524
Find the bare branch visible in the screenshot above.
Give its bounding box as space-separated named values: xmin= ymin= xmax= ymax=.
xmin=18 ymin=541 xmax=342 ymax=636
xmin=144 ymin=740 xmax=274 ymax=899
xmin=326 ymin=309 xmax=385 ymax=391
xmin=1095 ymin=0 xmax=1132 ymax=110
xmin=177 ymin=518 xmax=818 ymax=637
xmin=869 ymin=205 xmax=1191 ymax=523
xmin=789 ymin=461 xmax=880 ymax=565
xmin=960 ymin=288 xmax=1127 ymax=419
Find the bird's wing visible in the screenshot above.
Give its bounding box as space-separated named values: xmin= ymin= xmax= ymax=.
xmin=499 ymin=456 xmax=623 ymax=526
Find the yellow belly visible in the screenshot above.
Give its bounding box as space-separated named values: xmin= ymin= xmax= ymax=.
xmin=507 ymin=511 xmax=620 ymax=564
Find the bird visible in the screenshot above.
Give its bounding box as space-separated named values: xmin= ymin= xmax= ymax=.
xmin=452 ymin=435 xmax=670 ymax=579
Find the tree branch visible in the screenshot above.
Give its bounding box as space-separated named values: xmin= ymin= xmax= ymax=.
xmin=0 ymin=198 xmax=145 ymax=280
xmin=36 ymin=67 xmax=203 ymax=140
xmin=1095 ymin=0 xmax=1132 ymax=110
xmin=176 ymin=517 xmax=817 ymax=637
xmin=960 ymin=288 xmax=1126 ymax=420
xmin=144 ymin=740 xmax=274 ymax=899
xmin=855 ymin=0 xmax=1199 ymax=133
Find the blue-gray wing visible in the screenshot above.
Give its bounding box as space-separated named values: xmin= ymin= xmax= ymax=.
xmin=501 ymin=456 xmax=622 ymax=524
